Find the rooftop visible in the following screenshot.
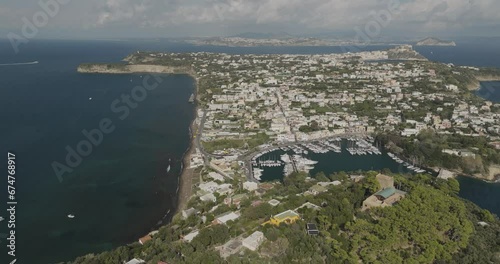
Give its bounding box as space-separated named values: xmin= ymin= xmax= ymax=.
xmin=374 ymin=187 xmax=397 ymax=199
xmin=274 ymin=210 xmax=300 ymax=221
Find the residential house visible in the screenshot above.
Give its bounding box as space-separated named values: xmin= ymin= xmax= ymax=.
xmin=139 ymin=235 xmax=152 ymax=245
xmin=242 ymin=231 xmax=265 ymax=251
xmin=218 ymin=238 xmax=243 ymax=258
xmin=125 ymin=258 xmax=145 ymax=264
xmin=308 ymin=184 xmax=328 ymax=195
xmin=243 ymin=181 xmax=259 ymax=191
xmin=263 ymin=210 xmax=300 ymax=226
xmin=362 ymin=187 xmax=406 ymax=211
xmin=214 ymin=211 xmax=241 ymax=225
xmin=306 ymin=223 xmax=319 ymax=235
xmin=200 ymin=193 xmax=217 ymax=203
xmin=183 ymin=230 xmax=199 ymax=243
xmin=182 ymin=208 xmax=199 ymax=219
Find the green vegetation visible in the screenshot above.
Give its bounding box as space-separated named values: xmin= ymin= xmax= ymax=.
xmin=347 ymin=185 xmax=473 ymax=263
xmin=78 ymin=63 xmax=129 ymax=71
xmin=247 ymin=133 xmax=271 ymax=149
xmin=377 ymin=130 xmax=500 ymax=174
xmin=202 ymin=133 xmax=270 ymax=153
xmin=70 ymin=170 xmax=500 ymax=264
xmin=202 ymin=139 xmax=246 ymax=152
xmin=299 ymin=120 xmax=320 ymax=132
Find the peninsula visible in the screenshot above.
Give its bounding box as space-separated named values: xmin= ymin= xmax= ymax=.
xmin=78 ymin=45 xmax=500 ymax=181
xmin=72 ymin=45 xmax=500 ymax=264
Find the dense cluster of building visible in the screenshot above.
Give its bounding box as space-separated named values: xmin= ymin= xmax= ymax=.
xmin=123 ymin=47 xmax=499 ymax=262
xmin=137 ymin=47 xmax=499 ymax=159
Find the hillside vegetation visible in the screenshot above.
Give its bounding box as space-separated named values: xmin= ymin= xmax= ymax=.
xmin=69 ymin=172 xmax=500 ymax=264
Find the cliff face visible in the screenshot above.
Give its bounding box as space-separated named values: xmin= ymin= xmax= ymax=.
xmin=77 ymin=64 xmax=184 ymax=74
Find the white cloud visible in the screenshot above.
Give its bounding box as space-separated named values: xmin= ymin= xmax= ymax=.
xmin=2 ymin=0 xmax=500 ymax=36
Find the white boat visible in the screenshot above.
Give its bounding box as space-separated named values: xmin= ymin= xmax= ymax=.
xmin=167 ymin=165 xmax=171 ymax=172
xmin=0 ymin=216 xmax=4 ymax=222
xmin=67 ymin=214 xmax=75 ymax=219
xmin=303 ymin=159 xmax=318 ymax=165
xmin=89 ymin=97 xmax=92 ymax=101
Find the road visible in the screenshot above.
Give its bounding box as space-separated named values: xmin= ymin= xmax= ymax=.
xmin=194 ymin=110 xmax=232 ymax=179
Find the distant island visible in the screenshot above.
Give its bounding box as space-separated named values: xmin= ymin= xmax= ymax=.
xmin=416 ymin=37 xmax=456 ymax=46
xmin=184 ymin=32 xmax=405 ymax=47
xmin=186 ymin=36 xmax=341 ymax=47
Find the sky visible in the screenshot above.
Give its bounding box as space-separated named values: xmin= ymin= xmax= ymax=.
xmin=1 ymin=0 xmax=499 ymax=39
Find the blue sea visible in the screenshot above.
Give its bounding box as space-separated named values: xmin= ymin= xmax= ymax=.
xmin=0 ymin=38 xmax=499 ymax=263
xmin=0 ymin=39 xmax=198 ymax=263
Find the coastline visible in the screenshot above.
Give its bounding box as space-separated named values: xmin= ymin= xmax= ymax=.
xmin=467 ymin=75 xmax=500 ymax=91
xmin=78 ymin=62 xmax=200 ymax=216
xmin=78 ymin=64 xmax=199 ymax=228
xmin=175 ymin=79 xmax=199 ymax=215
xmin=176 ymin=128 xmax=195 ymax=214
xmin=438 ymin=167 xmax=500 ymax=183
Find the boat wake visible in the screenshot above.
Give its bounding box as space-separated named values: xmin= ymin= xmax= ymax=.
xmin=0 ymin=61 xmax=39 ymax=66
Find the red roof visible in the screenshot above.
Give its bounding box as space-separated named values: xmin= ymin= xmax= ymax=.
xmin=139 ymin=235 xmax=152 ymax=245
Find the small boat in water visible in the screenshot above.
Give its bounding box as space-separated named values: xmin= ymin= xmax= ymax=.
xmin=0 ymin=216 xmax=4 ymax=222
xmin=67 ymin=214 xmax=75 ymax=219
xmin=167 ymin=165 xmax=171 ymax=173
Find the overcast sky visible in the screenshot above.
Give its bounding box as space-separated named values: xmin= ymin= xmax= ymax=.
xmin=1 ymin=0 xmax=499 ymax=39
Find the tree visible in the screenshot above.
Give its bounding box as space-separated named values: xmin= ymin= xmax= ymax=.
xmin=346 ymin=185 xmax=474 ymax=263
xmin=315 ymin=171 xmax=330 ymax=182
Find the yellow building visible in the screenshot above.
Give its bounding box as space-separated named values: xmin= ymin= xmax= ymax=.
xmin=263 ymin=210 xmax=300 ymax=226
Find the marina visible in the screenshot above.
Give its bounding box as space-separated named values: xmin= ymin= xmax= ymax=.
xmin=250 ymin=137 xmax=432 ymax=182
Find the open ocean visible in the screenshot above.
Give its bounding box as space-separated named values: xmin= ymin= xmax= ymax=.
xmin=0 ymin=38 xmax=499 ymax=263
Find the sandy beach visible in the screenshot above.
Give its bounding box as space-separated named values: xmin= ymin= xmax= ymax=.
xmin=176 ymin=140 xmax=195 ymax=213
xmin=175 ymin=77 xmax=200 ymax=215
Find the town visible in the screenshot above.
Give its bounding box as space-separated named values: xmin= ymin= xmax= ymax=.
xmin=75 ymin=46 xmax=500 ymax=264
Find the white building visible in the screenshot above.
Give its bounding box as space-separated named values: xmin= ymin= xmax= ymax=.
xmin=215 ymin=211 xmax=241 ymax=225
xmin=216 ymin=184 xmax=234 ymax=196
xmin=242 ymin=231 xmax=265 ymax=251
xmin=208 ymin=172 xmax=225 ymax=181
xmin=200 ymin=193 xmax=217 ymax=203
xmin=183 ymin=230 xmax=199 ymax=243
xmin=243 ymin=181 xmax=258 ymax=191
xmin=125 ymin=258 xmax=145 ymax=264
xmin=199 ymin=181 xmax=220 ymax=192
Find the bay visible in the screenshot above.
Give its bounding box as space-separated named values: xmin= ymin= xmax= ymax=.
xmin=1 ymin=37 xmax=500 ymax=263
